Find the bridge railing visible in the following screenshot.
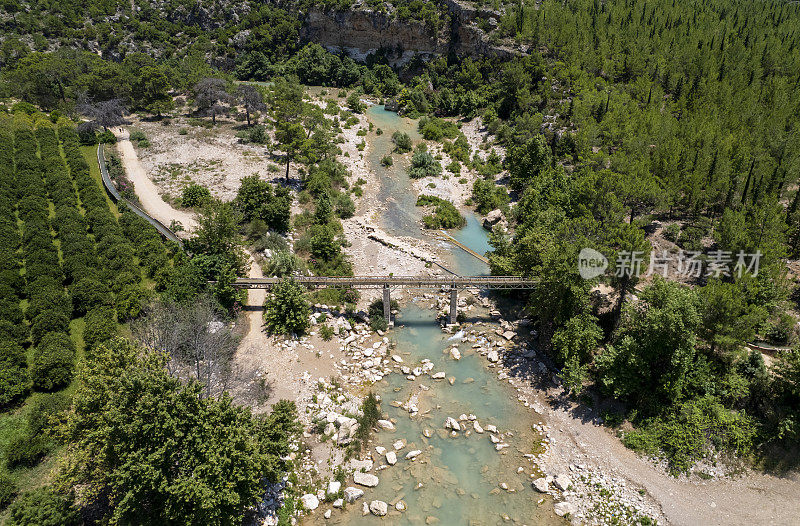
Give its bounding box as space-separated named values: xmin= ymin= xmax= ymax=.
xmin=232 ymin=275 xmax=538 ymax=290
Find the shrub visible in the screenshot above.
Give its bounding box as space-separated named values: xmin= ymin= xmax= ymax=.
xmin=32 ymin=331 xmax=76 ymax=391
xmin=28 ymin=392 xmax=71 ymax=436
xmin=334 ymin=193 xmax=356 ymax=219
xmin=248 ymin=125 xmax=269 ymax=144
xmin=663 ymin=223 xmax=681 ymax=242
xmin=416 ymin=195 xmax=465 ymax=229
xmin=623 ymin=396 xmax=757 ymax=474
xmin=380 ymin=154 xmax=393 ymax=167
xmin=7 ymin=488 xmax=79 ymax=526
xmin=76 ymin=122 xmax=98 ymax=145
xmin=264 ymin=278 xmax=311 ymax=335
xmin=83 ymin=306 xmax=117 ymax=351
xmin=97 ymin=130 xmax=116 ymax=144
xmin=408 ymin=150 xmax=442 ymax=179
xmin=368 ymin=298 xmax=398 ymax=331
xmin=181 ymin=183 xmax=211 ymax=208
xmin=446 ymin=160 xmax=461 ymax=175
xmin=70 ymin=277 xmax=113 ymax=316
xmin=0 ymin=341 xmax=30 ymax=407
xmin=391 ymin=131 xmax=412 ymax=153
xmin=264 ymin=250 xmax=303 ymax=277
xmin=346 ymin=92 xmax=365 ymax=113
xmin=5 ymin=432 xmax=49 ymax=468
xmin=319 ymin=324 xmax=335 ymax=341
xmin=115 ymin=284 xmax=148 ymax=321
xmin=471 ymin=179 xmax=509 ymax=214
xmin=0 ymin=469 xmax=16 ymax=511
xmin=30 ymin=311 xmax=70 ymax=346
xmin=354 ymin=392 xmax=380 ymax=449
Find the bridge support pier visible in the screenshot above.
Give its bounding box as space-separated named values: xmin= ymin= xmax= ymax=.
xmin=383 ymin=284 xmax=392 ymax=326
xmin=449 ymin=286 xmax=458 ymax=325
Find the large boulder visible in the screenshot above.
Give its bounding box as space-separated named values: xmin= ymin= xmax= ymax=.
xmin=445 ymin=417 xmax=461 ymax=431
xmin=532 ymin=477 xmax=549 ymax=493
xmin=327 ymin=480 xmax=341 ymax=497
xmin=353 ymin=471 xmax=379 ymax=487
xmin=482 ymin=209 xmax=503 ymax=230
xmin=300 ymin=494 xmax=319 ymax=511
xmin=344 ymin=486 xmax=365 ymax=503
xmin=377 ymin=419 xmax=395 ymax=430
xmin=554 ymin=473 xmax=572 ymax=491
xmin=369 ymin=500 xmax=388 ymax=516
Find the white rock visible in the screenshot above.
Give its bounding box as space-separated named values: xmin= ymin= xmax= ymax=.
xmin=344 ymin=486 xmax=365 ymax=502
xmin=327 ymin=480 xmax=341 ymax=497
xmin=393 ymin=439 xmax=406 ymax=450
xmin=473 ymin=421 xmax=484 ymax=433
xmin=333 ymin=498 xmax=344 ymax=508
xmin=554 ymin=474 xmax=572 ymax=491
xmin=395 ymin=500 xmax=406 ymax=511
xmin=375 ymin=446 xmax=387 ymax=455
xmin=431 ymin=372 xmax=446 ymax=379
xmin=554 ymin=501 xmax=577 ymax=517
xmin=445 ymin=417 xmax=461 ymax=431
xmin=392 ymin=355 xmax=404 ymax=363
xmin=449 ymin=348 xmax=462 ymax=360
xmin=405 ymin=449 xmax=422 ymax=460
xmin=486 ymin=424 xmax=498 ymax=433
xmin=377 ymin=419 xmax=395 ymax=430
xmin=532 ymin=478 xmax=549 ymax=493
xmin=385 ymin=451 xmax=397 ymax=465
xmin=353 ymin=472 xmax=379 ymax=487
xmin=487 ymin=350 xmax=499 ymax=363
xmin=369 ymin=500 xmax=388 ymax=516
xmin=301 ymin=494 xmax=319 ymax=511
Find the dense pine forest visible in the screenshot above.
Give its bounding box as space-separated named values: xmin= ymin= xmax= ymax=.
xmin=0 ymin=0 xmax=799 ymax=524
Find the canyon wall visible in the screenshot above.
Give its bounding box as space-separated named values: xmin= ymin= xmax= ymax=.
xmin=300 ymin=1 xmax=521 ymax=63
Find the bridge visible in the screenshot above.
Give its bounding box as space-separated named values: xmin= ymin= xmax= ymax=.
xmin=233 ymin=276 xmax=537 ymax=325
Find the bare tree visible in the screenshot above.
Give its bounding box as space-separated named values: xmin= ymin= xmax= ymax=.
xmin=131 ymin=300 xmax=184 ymax=376
xmin=179 ymin=297 xmax=238 ymax=399
xmin=236 ymin=84 xmax=267 ymax=126
xmin=194 ymin=78 xmax=231 ymax=125
xmin=79 ymin=98 xmax=127 ymax=130
xmin=132 ymin=296 xmax=239 ymax=398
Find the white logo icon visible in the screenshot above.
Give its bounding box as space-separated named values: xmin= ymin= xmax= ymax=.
xmin=578 ymin=248 xmax=608 ymax=279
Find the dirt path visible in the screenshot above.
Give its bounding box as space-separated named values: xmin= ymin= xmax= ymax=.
xmin=511 ymin=369 xmax=800 ymax=525
xmin=112 ymin=128 xmax=197 ymax=232
xmin=114 ymin=125 xmax=342 ymax=409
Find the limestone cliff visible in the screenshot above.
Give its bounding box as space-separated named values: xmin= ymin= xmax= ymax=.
xmin=300 ymin=1 xmax=521 ymax=63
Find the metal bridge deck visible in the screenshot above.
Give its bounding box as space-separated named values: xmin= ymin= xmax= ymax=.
xmin=233 ymin=276 xmax=537 ymax=290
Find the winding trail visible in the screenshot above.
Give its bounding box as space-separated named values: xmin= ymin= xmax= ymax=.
xmin=110 ymin=128 xmax=261 ymax=313
xmin=113 ymin=128 xmax=197 ymax=232
xmin=110 ymin=126 xmax=339 ymax=410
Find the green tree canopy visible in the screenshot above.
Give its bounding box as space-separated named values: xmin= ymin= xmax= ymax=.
xmin=264 ymin=277 xmax=310 ymax=335
xmin=58 ymin=339 xmax=299 ymax=525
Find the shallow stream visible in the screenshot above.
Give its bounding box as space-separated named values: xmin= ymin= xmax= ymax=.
xmin=319 ymin=106 xmax=558 ymax=525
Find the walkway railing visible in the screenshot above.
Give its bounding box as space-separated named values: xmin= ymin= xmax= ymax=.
xmin=232 ymin=275 xmax=537 ymax=290
xmin=97 ymin=144 xmax=183 ymax=246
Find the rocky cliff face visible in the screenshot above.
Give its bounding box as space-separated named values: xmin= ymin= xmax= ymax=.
xmin=300 ymin=1 xmax=520 ymax=63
